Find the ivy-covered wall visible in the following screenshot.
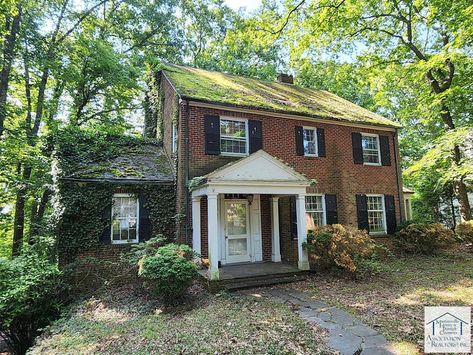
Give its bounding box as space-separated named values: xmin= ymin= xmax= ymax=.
xmin=53 ymin=129 xmax=176 ymax=263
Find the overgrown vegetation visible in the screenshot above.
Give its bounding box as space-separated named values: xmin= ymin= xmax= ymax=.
xmin=303 ymin=225 xmax=389 ymax=275
xmin=138 ymin=243 xmax=197 ymax=304
xmin=394 ymin=223 xmax=456 ymax=254
xmin=0 ymin=240 xmax=66 ymax=354
xmin=456 ymin=220 xmax=473 ymax=245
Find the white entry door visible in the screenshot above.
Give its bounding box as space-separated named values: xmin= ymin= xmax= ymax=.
xmin=224 ymin=200 xmax=251 ymax=263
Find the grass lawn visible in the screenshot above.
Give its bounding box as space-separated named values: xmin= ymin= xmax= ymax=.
xmin=291 ymin=248 xmax=473 ymax=355
xmin=30 ymin=284 xmax=332 ymax=355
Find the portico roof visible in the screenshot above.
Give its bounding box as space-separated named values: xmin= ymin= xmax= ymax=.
xmin=191 ymin=150 xmax=310 ymax=196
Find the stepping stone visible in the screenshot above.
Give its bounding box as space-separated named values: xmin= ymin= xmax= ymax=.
xmin=328 ymin=330 xmax=363 ymax=355
xmin=362 ymin=334 xmax=391 ymax=349
xmin=346 ymin=324 xmax=379 ymax=337
xmin=330 ymin=308 xmax=360 ymax=327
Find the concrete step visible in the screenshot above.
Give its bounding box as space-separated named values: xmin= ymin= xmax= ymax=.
xmin=221 ymin=272 xmax=309 ymax=291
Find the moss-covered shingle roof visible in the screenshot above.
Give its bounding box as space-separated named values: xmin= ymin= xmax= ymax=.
xmin=161 ymin=64 xmax=401 ymax=128
xmin=65 ymin=143 xmax=174 ymax=183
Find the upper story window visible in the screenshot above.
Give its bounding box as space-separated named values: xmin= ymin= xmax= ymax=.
xmin=220 ymin=118 xmax=248 ymax=156
xmin=172 ymin=122 xmax=178 ymax=153
xmin=111 ymin=194 xmax=139 ymax=244
xmin=367 ymin=195 xmax=386 ymax=234
xmin=305 ymin=194 xmax=325 ymax=230
xmin=362 ymin=133 xmax=381 ymax=165
xmin=303 ymin=127 xmax=318 ymax=156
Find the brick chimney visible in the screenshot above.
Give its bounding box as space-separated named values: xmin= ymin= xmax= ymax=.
xmin=277 ymin=73 xmax=294 ymax=84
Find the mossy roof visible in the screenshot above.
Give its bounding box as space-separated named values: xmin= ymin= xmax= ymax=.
xmin=65 ymin=143 xmax=174 ymax=183
xmin=161 ymin=64 xmax=401 ymax=129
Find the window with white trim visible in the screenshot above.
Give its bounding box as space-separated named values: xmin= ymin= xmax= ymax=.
xmin=303 ymin=127 xmax=317 ymax=156
xmin=367 ymin=195 xmax=386 ymax=233
xmin=305 ymin=194 xmax=325 ymax=230
xmin=362 ymin=134 xmax=380 ymax=165
xmin=111 ymin=194 xmax=139 ymax=244
xmin=171 ymin=122 xmax=177 ymax=153
xmin=220 ymin=118 xmax=248 ymax=155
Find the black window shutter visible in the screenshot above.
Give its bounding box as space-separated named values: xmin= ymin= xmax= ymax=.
xmin=295 ymin=126 xmax=304 ymax=156
xmin=352 ymin=132 xmax=363 ymax=164
xmin=99 ymin=203 xmax=112 ymax=245
xmin=139 ymin=195 xmax=152 ymax=242
xmin=325 ymin=194 xmax=338 ymax=225
xmin=204 ymin=114 xmax=220 ymax=155
xmin=249 ymin=120 xmax=263 ymax=153
xmin=384 ymin=195 xmax=396 ymax=234
xmin=317 ymin=128 xmax=326 ymax=157
xmin=356 ymin=194 xmax=369 ymax=231
xmin=379 ymin=135 xmax=391 ymax=166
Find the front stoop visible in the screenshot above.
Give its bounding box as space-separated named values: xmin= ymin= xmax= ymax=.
xmin=218 ymin=271 xmax=309 ymax=291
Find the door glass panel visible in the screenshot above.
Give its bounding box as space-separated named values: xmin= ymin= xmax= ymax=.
xmin=228 ymin=238 xmax=248 ymax=256
xmin=226 ymin=202 xmax=247 ymax=235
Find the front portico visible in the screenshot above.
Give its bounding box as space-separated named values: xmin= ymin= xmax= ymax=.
xmin=191 ymin=150 xmax=311 ymax=280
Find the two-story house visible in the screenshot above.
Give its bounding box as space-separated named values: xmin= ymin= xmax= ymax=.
xmin=155 ymin=64 xmax=404 ymax=281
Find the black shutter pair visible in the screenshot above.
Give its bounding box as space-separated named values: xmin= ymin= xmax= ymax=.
xmin=356 ymin=194 xmax=396 ymax=234
xmin=204 ymin=115 xmax=263 ymax=155
xmin=352 ymin=132 xmax=391 ymax=165
xmin=295 ymin=126 xmax=326 ymax=157
xmin=325 ymin=194 xmax=338 ymax=225
xmin=99 ymin=194 xmax=153 ymax=245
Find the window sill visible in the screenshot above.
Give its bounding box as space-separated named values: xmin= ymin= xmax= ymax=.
xmin=363 ymin=162 xmax=381 ymax=166
xmin=111 ymin=240 xmax=139 ymax=245
xmin=304 ymin=155 xmax=319 ymax=159
xmin=220 ymin=153 xmax=249 ymax=158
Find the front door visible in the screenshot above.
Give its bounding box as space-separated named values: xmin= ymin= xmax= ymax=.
xmin=224 ymin=200 xmax=251 ymax=263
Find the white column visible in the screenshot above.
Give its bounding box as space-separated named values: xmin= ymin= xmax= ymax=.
xmin=270 ymin=197 xmax=281 ymax=262
xmin=207 ymin=193 xmax=220 ymax=280
xmin=191 ymin=196 xmax=201 ymax=256
xmin=295 ymin=194 xmax=309 ymax=270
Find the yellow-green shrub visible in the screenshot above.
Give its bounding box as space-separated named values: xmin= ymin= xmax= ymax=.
xmin=303 ymin=224 xmax=387 ymax=275
xmin=455 ymin=221 xmax=473 ymax=244
xmin=394 ymin=223 xmax=455 ymax=254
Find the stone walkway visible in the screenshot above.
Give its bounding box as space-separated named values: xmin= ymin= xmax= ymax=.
xmin=243 ymin=288 xmax=396 ymax=355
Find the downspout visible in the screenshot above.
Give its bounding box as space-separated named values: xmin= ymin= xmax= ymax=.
xmin=393 ymin=129 xmax=404 ymax=224
xmin=184 ymin=99 xmax=190 ymax=244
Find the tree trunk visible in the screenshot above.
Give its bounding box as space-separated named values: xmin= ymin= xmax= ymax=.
xmin=0 ymin=7 xmax=22 ymax=138
xmin=29 ymin=188 xmax=51 ymax=242
xmin=12 ymin=166 xmax=31 ymax=256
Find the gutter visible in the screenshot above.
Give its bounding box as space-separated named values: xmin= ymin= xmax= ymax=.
xmin=393 ymin=129 xmax=405 ymax=223
xmin=184 ymin=99 xmax=190 ymax=244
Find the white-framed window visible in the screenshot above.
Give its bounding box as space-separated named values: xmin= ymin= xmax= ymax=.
xmin=362 ymin=133 xmax=381 ymax=165
xmin=405 ymin=198 xmax=412 ymax=220
xmin=367 ymin=194 xmax=386 ymax=234
xmin=303 ymin=127 xmax=318 ymax=156
xmin=111 ymin=193 xmax=139 ymax=244
xmin=220 ymin=117 xmax=248 ymax=156
xmin=172 ymin=122 xmax=178 ymax=153
xmin=305 ymin=194 xmax=326 ymax=230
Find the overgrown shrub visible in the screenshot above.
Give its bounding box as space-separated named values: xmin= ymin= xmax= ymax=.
xmin=303 ymin=224 xmax=388 ymax=275
xmin=455 ymin=221 xmax=473 ymax=244
xmin=394 ymin=223 xmax=455 ymax=254
xmin=0 ymin=247 xmax=65 ymax=354
xmin=138 ymin=243 xmax=197 ymax=303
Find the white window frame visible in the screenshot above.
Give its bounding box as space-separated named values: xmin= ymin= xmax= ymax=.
xmin=361 ymin=133 xmax=381 ymax=166
xmin=405 ymin=198 xmax=412 ymax=220
xmin=305 ymin=194 xmax=326 ymax=229
xmin=111 ymin=193 xmax=140 ymax=244
xmin=303 ymin=126 xmax=318 ymax=157
xmin=366 ymin=194 xmax=387 ymax=234
xmin=219 ymin=117 xmax=249 ymax=157
xmin=171 ymin=122 xmax=178 ymax=153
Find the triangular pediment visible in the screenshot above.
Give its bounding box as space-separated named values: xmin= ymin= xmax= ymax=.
xmin=207 ymin=150 xmax=307 ymax=182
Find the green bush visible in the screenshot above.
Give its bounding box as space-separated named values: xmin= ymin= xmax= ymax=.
xmin=138 ymin=243 xmax=197 ymax=303
xmin=455 ymin=221 xmax=473 ymax=244
xmin=0 ymin=249 xmax=65 ymax=354
xmin=394 ymin=223 xmax=456 ymax=254
xmin=303 ymin=225 xmax=388 ymax=275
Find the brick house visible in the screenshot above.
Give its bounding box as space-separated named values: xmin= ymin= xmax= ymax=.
xmin=151 ymin=64 xmax=405 ymax=281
